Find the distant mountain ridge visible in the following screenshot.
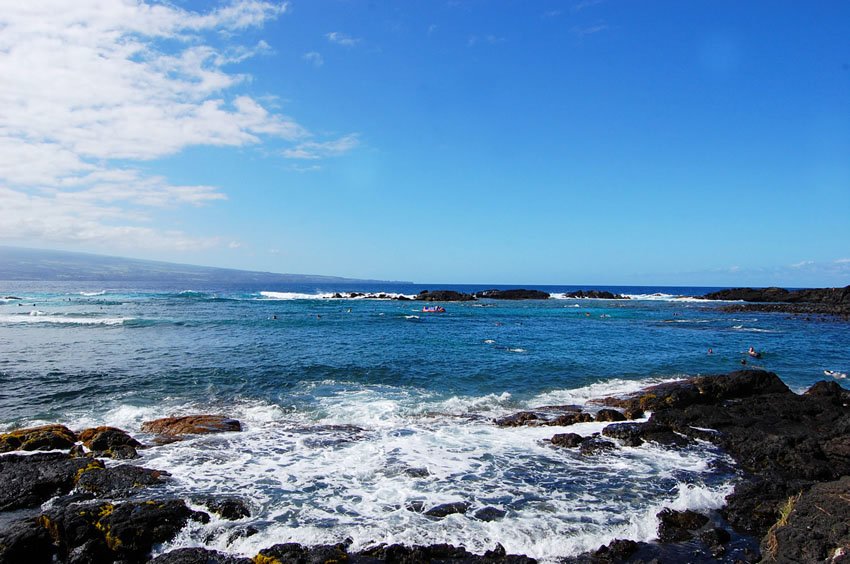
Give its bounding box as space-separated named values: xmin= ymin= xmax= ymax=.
xmin=0 ymin=246 xmax=403 ymax=284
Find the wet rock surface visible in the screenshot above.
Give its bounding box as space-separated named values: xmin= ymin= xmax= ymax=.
xmin=494 ymin=408 xmax=593 ymax=427
xmin=414 ymin=290 xmax=476 ymax=302
xmin=141 ymin=415 xmax=242 ymax=436
xmin=590 ymin=369 xmax=850 ymax=560
xmin=38 ymin=498 xmax=207 ymax=563
xmin=0 ymin=424 xmax=76 ymax=453
xmin=198 ymin=496 xmax=251 ymax=520
xmin=74 ymin=464 xmax=167 ymax=497
xmin=78 ymin=426 xmax=141 ymax=459
xmin=562 ymin=290 xmax=629 ymax=300
xmin=701 ymin=285 xmax=850 ymax=317
xmin=474 ymin=289 xmax=550 ymax=300
xmin=0 ymin=452 xmax=100 ymax=511
xmin=149 ymin=547 xmax=253 ymax=564
xmin=550 ymin=432 xmax=584 ymax=448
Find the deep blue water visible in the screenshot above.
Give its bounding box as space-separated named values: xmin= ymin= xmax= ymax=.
xmin=1 ymin=281 xmax=848 ymax=559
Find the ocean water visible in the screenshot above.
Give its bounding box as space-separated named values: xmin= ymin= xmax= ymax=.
xmin=1 ymin=282 xmax=848 ymax=560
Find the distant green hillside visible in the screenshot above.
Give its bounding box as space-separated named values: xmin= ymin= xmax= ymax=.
xmin=0 ymin=246 xmax=400 ymax=284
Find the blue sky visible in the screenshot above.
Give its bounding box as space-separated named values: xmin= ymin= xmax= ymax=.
xmin=1 ymin=1 xmax=848 ymax=285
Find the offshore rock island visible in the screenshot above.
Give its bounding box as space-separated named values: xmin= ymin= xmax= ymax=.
xmin=2 ymin=370 xmax=850 ymax=562
xmin=699 ymin=286 xmax=850 ymax=318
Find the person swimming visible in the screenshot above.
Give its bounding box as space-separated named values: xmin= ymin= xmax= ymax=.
xmin=748 ymin=347 xmax=761 ymax=359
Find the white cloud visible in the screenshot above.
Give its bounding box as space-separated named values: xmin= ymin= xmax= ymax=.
xmin=326 ymin=32 xmax=360 ymax=47
xmin=303 ymin=51 xmax=324 ymax=67
xmin=0 ymin=0 xmax=350 ymax=252
xmin=835 ymin=258 xmax=850 ymax=264
xmin=790 ymin=260 xmax=814 ymax=268
xmin=282 ymin=134 xmax=360 ymax=160
xmin=571 ymin=24 xmax=609 ymax=37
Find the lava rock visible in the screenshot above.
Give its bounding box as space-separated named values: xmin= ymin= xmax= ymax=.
xmin=548 ymin=412 xmax=594 ymax=426
xmin=474 ymin=507 xmax=507 ymax=522
xmin=39 ymin=499 xmax=207 ymax=562
xmin=578 ymin=437 xmax=616 ymax=455
xmin=562 ymin=290 xmax=628 ymax=300
xmin=0 ymin=424 xmax=77 ymax=453
xmin=415 ymin=290 xmax=476 ymax=302
xmin=550 ymin=433 xmax=584 ymax=448
xmin=474 ymin=289 xmax=550 ymax=300
xmin=141 ymin=415 xmax=241 ymax=436
xmin=75 ymin=464 xmax=167 ymax=497
xmin=494 ymin=412 xmax=539 ymax=427
xmin=199 ymin=497 xmax=251 ymax=520
xmin=424 ymin=501 xmax=471 ymax=518
xmin=78 ymin=426 xmax=141 ymax=459
xmin=0 ymin=518 xmax=56 ymax=563
xmin=762 ymin=476 xmax=850 ymax=562
xmin=656 ymin=508 xmax=710 ymax=542
xmin=0 ymin=452 xmax=101 ymax=512
xmin=594 ymin=409 xmax=626 ymax=422
xmin=256 ymin=542 xmax=350 ymax=564
xmin=149 ymin=547 xmax=253 ymax=564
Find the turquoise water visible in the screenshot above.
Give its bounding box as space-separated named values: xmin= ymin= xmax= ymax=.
xmin=1 ymin=282 xmax=847 ymax=559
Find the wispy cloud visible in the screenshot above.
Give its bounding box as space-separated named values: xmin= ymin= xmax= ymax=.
xmin=468 ymin=34 xmax=506 ymax=47
xmin=0 ymin=1 xmax=351 ymax=252
xmin=542 ymin=10 xmax=562 ymax=18
xmin=790 ymin=260 xmax=815 ymax=268
xmin=326 ymin=32 xmax=360 ymax=47
xmin=283 ymin=134 xmax=360 ymax=160
xmin=573 ymin=0 xmax=604 ymax=12
xmin=571 ymin=24 xmax=609 ymax=37
xmin=303 ymin=51 xmax=324 ymax=67
xmin=834 ymin=258 xmax=850 ymax=264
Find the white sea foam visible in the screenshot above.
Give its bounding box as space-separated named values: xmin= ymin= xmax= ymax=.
xmin=78 ymin=290 xmax=107 ymax=296
xmin=66 ymin=376 xmax=729 ymax=563
xmin=144 ymin=391 xmax=731 ymax=561
xmin=528 ymin=376 xmax=684 ymax=408
xmin=259 ymin=291 xmax=417 ymax=301
xmin=0 ymin=314 xmax=129 ymax=325
xmin=731 ymin=325 xmax=777 ymax=333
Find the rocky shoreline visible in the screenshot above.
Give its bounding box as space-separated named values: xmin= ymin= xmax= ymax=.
xmin=699 ymin=286 xmax=850 ymax=318
xmin=2 ymin=371 xmax=849 ymax=562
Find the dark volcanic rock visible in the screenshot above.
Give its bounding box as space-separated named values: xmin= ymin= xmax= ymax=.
xmin=701 ymin=286 xmax=850 ymax=317
xmin=415 ymin=290 xmax=476 ymax=302
xmin=256 ymin=542 xmax=350 ymax=564
xmin=357 ymin=543 xmax=536 ymax=564
xmin=563 ymin=290 xmax=628 ymax=300
xmin=550 ymin=433 xmax=584 ymax=448
xmin=656 ymin=508 xmax=710 ymax=542
xmin=0 ymin=424 xmax=77 ymax=453
xmin=601 ymin=421 xmax=690 ymax=448
xmin=578 ymin=437 xmax=616 ymax=455
xmin=424 ymin=501 xmax=471 ymax=518
xmin=495 ymin=409 xmax=592 ymax=427
xmin=198 ymin=496 xmax=251 ymax=520
xmin=594 ymin=369 xmax=850 ymax=560
xmin=75 ymin=464 xmax=167 ymax=497
xmin=474 ymin=289 xmax=549 ymax=300
xmin=474 ymin=506 xmax=507 ymax=521
xmin=594 ymin=409 xmax=626 ymax=422
xmin=78 ymin=426 xmax=141 ymax=459
xmin=596 ymin=369 xmax=790 ymax=413
xmin=141 ymin=415 xmax=241 ymax=436
xmin=494 ymin=412 xmax=539 ymax=427
xmin=0 ymin=452 xmax=101 ymax=512
xmin=39 ymin=499 xmax=205 ymax=562
xmin=0 ymin=518 xmax=55 ymax=563
xmin=762 ymin=476 xmax=850 ymax=562
xmin=150 ymin=547 xmax=253 ymax=564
